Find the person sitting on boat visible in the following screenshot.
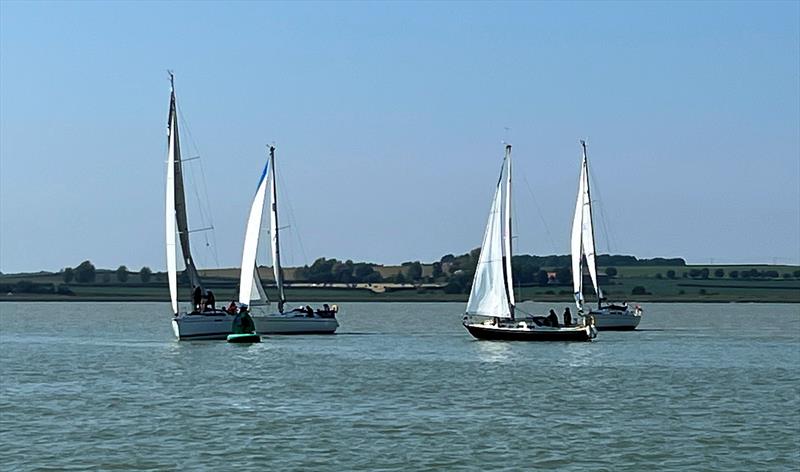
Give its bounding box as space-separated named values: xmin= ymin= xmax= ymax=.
xmin=226 ymin=301 xmax=237 ymax=314
xmin=547 ymin=309 xmax=559 ymax=327
xmin=192 ymin=286 xmax=202 ymax=312
xmin=305 ymin=305 xmax=314 ymax=317
xmin=322 ymin=303 xmax=330 ymax=313
xmin=563 ymin=307 xmax=572 ymax=326
xmin=204 ymin=290 xmax=216 ymax=311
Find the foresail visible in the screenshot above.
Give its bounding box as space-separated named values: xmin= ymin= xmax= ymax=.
xmin=466 ymin=179 xmax=511 ymax=318
xmin=249 ymin=268 xmax=269 ymax=306
xmin=238 ymin=160 xmax=270 ymax=305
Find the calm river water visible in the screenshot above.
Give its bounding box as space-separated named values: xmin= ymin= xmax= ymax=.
xmin=1 ymin=302 xmax=798 ymax=471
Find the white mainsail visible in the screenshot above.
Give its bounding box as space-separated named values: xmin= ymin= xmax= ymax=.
xmin=466 ymin=155 xmax=513 ymax=318
xmin=571 ymin=140 xmax=602 ymax=310
xmin=238 ymin=160 xmax=271 ymax=306
xmin=502 ymin=144 xmax=515 ymax=310
xmin=165 ymin=79 xmax=179 ymax=314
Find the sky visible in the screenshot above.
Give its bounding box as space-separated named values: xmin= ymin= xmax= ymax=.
xmin=1 ymin=0 xmax=798 ymax=273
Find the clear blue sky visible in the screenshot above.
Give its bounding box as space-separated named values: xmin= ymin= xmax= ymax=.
xmin=1 ymin=0 xmax=798 ymax=273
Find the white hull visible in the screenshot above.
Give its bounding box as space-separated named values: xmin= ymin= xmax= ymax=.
xmin=589 ymin=306 xmax=642 ymax=330
xmin=171 ymin=311 xmax=237 ymax=340
xmin=253 ymin=313 xmax=338 ymax=334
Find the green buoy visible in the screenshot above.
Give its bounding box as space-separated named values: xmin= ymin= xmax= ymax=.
xmin=227 ymin=333 xmax=261 ymax=343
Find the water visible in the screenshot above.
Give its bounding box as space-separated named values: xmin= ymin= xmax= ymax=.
xmin=1 ymin=302 xmax=798 ymax=471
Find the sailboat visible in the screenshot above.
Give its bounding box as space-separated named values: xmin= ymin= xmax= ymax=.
xmin=165 ymin=74 xmax=237 ymax=340
xmin=463 ymin=144 xmax=597 ymax=341
xmin=238 ymin=145 xmax=339 ymax=334
xmin=571 ymin=140 xmax=643 ymax=330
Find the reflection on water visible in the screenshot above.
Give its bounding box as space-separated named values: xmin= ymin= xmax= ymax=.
xmin=472 ymin=338 xmax=514 ymax=363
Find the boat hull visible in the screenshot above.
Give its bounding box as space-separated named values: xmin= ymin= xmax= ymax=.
xmin=253 ymin=314 xmax=339 ymax=334
xmin=589 ymin=306 xmax=642 ymax=331
xmin=464 ymin=322 xmax=595 ymax=342
xmin=171 ymin=311 xmax=237 ymax=340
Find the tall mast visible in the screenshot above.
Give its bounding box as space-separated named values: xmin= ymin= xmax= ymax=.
xmin=502 ymin=144 xmax=515 ymax=319
xmin=581 ymin=140 xmax=603 ymax=308
xmin=268 ymin=145 xmax=286 ymax=312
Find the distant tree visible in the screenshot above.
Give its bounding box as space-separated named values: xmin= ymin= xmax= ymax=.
xmin=63 ymin=267 xmax=75 ymax=284
xmin=431 ymin=262 xmax=443 ymax=279
xmin=666 ymin=270 xmax=676 ymax=279
xmin=102 ymin=273 xmax=111 ymax=283
xmin=604 ymin=267 xmax=618 ymax=277
xmin=699 ymin=268 xmax=710 ymax=279
xmin=56 ymin=284 xmax=75 ymax=296
xmin=763 ymin=270 xmax=779 ymax=278
xmin=794 ymin=270 xmax=800 ymax=278
xmin=440 ymin=254 xmax=455 ymax=264
xmin=655 ymin=273 xmax=663 ymax=279
xmin=729 ymin=270 xmax=739 ymax=278
xmin=364 ymin=272 xmax=383 ymax=284
xmin=714 ymin=268 xmax=725 ymax=278
xmin=631 ymin=286 xmax=647 ymax=295
xmin=782 ymin=273 xmax=791 ymax=279
xmin=689 ymin=268 xmax=701 ymax=278
xmin=406 ymin=261 xmax=423 ymax=282
xmin=395 ymin=272 xmax=406 ymax=284
xmin=139 ymin=266 xmax=152 ymax=283
xmin=116 ymin=265 xmax=129 ymax=283
xmin=443 ymin=281 xmax=463 ymax=294
xmin=74 ymin=260 xmax=96 ymax=283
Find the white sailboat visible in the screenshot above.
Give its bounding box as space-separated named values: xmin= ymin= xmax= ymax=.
xmin=571 ymin=140 xmax=642 ymax=330
xmin=238 ymin=145 xmax=339 ymax=334
xmin=463 ymin=144 xmax=597 ymax=342
xmin=165 ymin=74 xmax=237 ymax=340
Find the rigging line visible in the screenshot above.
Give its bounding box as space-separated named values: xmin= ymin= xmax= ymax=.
xmin=521 ymin=174 xmax=558 ymax=254
xmin=276 ymin=164 xmax=308 ymax=267
xmin=588 ymin=168 xmax=616 ymax=254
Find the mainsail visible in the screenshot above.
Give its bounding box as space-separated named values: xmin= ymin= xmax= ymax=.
xmin=571 ymin=140 xmax=602 ymax=310
xmin=268 ymin=146 xmax=287 ymax=313
xmin=466 ymin=150 xmax=514 ymax=318
xmin=238 ymin=159 xmax=271 ymax=306
xmin=166 ymin=75 xmax=203 ymax=314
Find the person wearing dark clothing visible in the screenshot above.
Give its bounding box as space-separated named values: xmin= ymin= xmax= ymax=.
xmin=547 ymin=309 xmax=559 ymax=327
xmin=204 ymin=290 xmax=216 ymax=311
xmin=305 ymin=305 xmax=314 ymax=317
xmin=192 ymin=286 xmax=202 ymax=312
xmin=227 ymin=301 xmax=237 ymax=314
xmin=563 ymin=307 xmax=572 ymax=326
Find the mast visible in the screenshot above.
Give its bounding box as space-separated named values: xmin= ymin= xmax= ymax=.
xmin=169 ymin=74 xmax=203 ymax=293
xmin=502 ymin=144 xmax=515 ymax=320
xmin=268 ymin=145 xmax=286 ymax=312
xmin=581 ymin=140 xmax=603 ymax=308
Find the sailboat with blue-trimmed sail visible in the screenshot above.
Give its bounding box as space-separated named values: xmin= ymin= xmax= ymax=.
xmin=237 ymin=145 xmax=339 ymax=334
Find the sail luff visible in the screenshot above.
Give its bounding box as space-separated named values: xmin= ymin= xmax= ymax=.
xmin=238 ymin=159 xmax=270 ymax=305
xmin=165 ymin=80 xmax=178 ymax=315
xmin=268 ymin=146 xmax=286 ymax=312
xmin=502 ymin=144 xmax=516 ymax=316
xmin=170 ymin=85 xmax=202 ymax=292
